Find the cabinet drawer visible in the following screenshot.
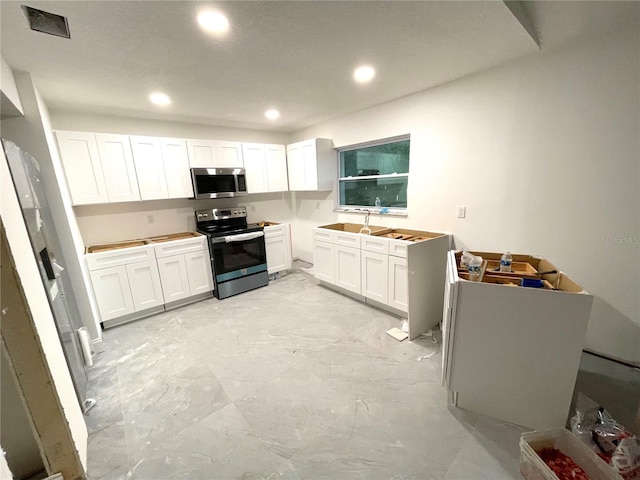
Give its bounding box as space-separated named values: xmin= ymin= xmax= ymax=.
xmin=389 ymin=239 xmax=409 ymax=258
xmin=361 ymin=235 xmax=389 ymax=254
xmin=264 ymin=224 xmax=287 ymax=238
xmin=313 ymin=228 xmax=333 ymax=243
xmin=86 ymin=244 xmax=155 ymax=271
xmin=334 ymin=231 xmax=361 ymax=248
xmin=153 ymin=236 xmax=208 ymax=258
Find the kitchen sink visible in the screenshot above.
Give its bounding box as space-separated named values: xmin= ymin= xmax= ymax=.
xmin=318 ymin=222 xmax=387 ymax=234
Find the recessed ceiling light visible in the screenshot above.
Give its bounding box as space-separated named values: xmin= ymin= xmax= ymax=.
xmin=197 ymin=10 xmax=230 ymax=35
xmin=265 ymin=109 xmax=280 ymax=120
xmin=354 ymin=65 xmax=376 ymax=84
xmin=149 ymin=92 xmax=171 ymax=106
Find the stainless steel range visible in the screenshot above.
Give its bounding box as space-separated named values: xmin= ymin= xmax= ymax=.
xmin=195 ymin=206 xmax=268 ymax=299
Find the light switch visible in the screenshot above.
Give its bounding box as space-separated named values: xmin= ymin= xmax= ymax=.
xmin=457 ymin=206 xmax=466 ymax=218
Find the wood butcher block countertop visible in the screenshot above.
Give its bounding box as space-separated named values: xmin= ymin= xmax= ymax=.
xmin=86 ymin=231 xmax=202 ymax=253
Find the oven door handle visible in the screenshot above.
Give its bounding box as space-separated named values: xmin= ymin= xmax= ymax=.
xmin=212 ymin=231 xmax=265 ymax=244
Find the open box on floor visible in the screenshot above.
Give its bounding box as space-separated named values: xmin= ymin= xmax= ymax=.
xmin=520 ymin=428 xmax=623 ymax=480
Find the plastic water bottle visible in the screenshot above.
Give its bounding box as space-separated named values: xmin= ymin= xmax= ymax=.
xmin=500 ymin=251 xmax=513 ymax=273
xmin=468 ymin=257 xmax=483 ymax=282
xmin=375 ymin=196 xmax=381 ymax=207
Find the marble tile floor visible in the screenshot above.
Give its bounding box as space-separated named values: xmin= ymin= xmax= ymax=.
xmin=85 ymin=267 xmax=528 ymax=480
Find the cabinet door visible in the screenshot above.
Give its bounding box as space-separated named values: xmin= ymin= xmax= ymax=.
xmin=361 ymin=250 xmax=389 ymax=304
xmin=334 ymin=245 xmax=361 ymax=294
xmin=156 ymin=255 xmax=190 ymax=303
xmin=55 ymin=131 xmax=109 ymax=205
xmin=300 ymin=139 xmax=318 ymax=190
xmin=125 ymin=260 xmax=164 ymax=311
xmin=160 ymin=138 xmax=193 ymax=198
xmin=313 ymin=240 xmax=334 ymax=284
xmin=216 ymin=141 xmax=244 ymax=167
xmin=286 ymin=142 xmax=305 ymax=191
xmin=130 ymin=136 xmax=169 ymax=200
xmin=242 ymin=143 xmax=269 ymax=194
xmin=265 ymin=144 xmax=289 ymax=192
xmin=388 ymin=256 xmax=408 ymax=312
xmin=187 ymin=139 xmax=218 ymax=167
xmin=266 ymin=235 xmax=289 ymax=274
xmin=95 ymin=134 xmax=140 ymax=202
xmin=185 ymin=250 xmax=214 ymax=295
xmin=89 ymin=265 xmax=134 ymax=321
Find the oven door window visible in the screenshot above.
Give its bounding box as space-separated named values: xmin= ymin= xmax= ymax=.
xmin=211 ymin=236 xmax=266 ymax=276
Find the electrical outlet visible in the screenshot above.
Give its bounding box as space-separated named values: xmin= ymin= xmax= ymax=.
xmin=457 ymin=206 xmax=466 ymax=218
xmin=250 ymin=205 xmax=256 ymax=212
xmin=147 ymin=214 xmax=155 ymax=224
xmin=317 ymin=201 xmax=321 ymax=209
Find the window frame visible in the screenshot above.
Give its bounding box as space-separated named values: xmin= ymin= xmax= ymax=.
xmin=336 ymin=134 xmax=410 ymax=214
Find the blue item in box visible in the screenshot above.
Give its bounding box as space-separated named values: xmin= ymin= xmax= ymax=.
xmin=521 ymin=278 xmax=544 ymax=288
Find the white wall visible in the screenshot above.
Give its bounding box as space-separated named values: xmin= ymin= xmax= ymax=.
xmin=50 ymin=112 xmax=296 ymax=245
xmin=1 ymin=55 xmax=23 ymax=115
xmin=290 ymin=25 xmax=640 ymax=364
xmin=1 ymin=151 xmax=88 ymax=469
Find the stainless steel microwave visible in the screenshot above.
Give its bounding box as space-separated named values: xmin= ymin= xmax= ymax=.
xmin=190 ymin=168 xmax=248 ymax=199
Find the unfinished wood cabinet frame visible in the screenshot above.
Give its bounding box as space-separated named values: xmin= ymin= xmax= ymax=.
xmin=1 ymin=225 xmax=85 ymax=480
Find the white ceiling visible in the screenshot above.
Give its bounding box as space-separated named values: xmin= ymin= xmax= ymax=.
xmin=1 ymin=1 xmax=637 ymax=132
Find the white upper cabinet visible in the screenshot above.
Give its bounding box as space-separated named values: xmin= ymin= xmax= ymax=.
xmin=216 ymin=141 xmax=244 ymax=168
xmin=129 ymin=136 xmax=169 ymax=201
xmin=159 ymin=138 xmax=193 ymax=198
xmin=187 ymin=139 xmax=243 ymax=168
xmin=286 ymin=138 xmax=335 ymax=191
xmin=242 ymin=143 xmax=269 ymax=193
xmin=55 ymin=131 xmax=109 ymax=205
xmin=265 ymin=144 xmax=289 ymax=192
xmin=242 ymin=143 xmax=288 ymax=194
xmin=95 ymin=133 xmax=140 ymax=203
xmin=187 ymin=139 xmax=217 ymax=167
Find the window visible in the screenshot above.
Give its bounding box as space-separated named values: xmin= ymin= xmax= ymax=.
xmin=338 ymin=136 xmax=410 ymax=210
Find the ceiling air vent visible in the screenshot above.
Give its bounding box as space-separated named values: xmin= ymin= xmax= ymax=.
xmin=21 ymin=5 xmax=70 ymax=39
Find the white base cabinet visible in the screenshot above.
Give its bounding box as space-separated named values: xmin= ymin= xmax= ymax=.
xmin=335 ymin=245 xmax=361 ymax=294
xmin=312 ymin=225 xmax=450 ymax=339
xmin=442 ymin=250 xmax=594 ymax=430
xmin=153 ymin=235 xmax=213 ymax=305
xmin=361 ymin=250 xmax=389 ymax=304
xmin=86 ymin=234 xmax=213 ymax=327
xmin=86 ymin=245 xmax=163 ymax=326
xmin=264 ymin=224 xmax=292 ymax=274
xmin=387 ymin=256 xmax=408 ymax=311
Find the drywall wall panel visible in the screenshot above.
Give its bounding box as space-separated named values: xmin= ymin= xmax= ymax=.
xmin=290 ymin=25 xmax=640 ymax=364
xmin=1 ymin=150 xmax=88 ymax=469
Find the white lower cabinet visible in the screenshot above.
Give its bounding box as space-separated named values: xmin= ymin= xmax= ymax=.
xmin=86 ymin=245 xmax=163 ymax=326
xmin=313 ymin=240 xmax=335 ymax=283
xmin=153 ymin=235 xmax=213 ymax=305
xmin=185 ymin=250 xmax=214 ymax=295
xmin=264 ymin=224 xmax=292 ymax=274
xmin=388 ymin=255 xmax=408 ymax=311
xmin=156 ymin=255 xmax=191 ymax=303
xmin=126 ymin=260 xmax=165 ymax=311
xmin=312 ymin=226 xmax=451 ymax=339
xmin=361 ymin=250 xmax=388 ymax=304
xmin=335 ymin=245 xmax=361 ymax=294
xmin=89 ymin=265 xmax=135 ymax=321
xmin=86 ymin=235 xmax=213 ymax=327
